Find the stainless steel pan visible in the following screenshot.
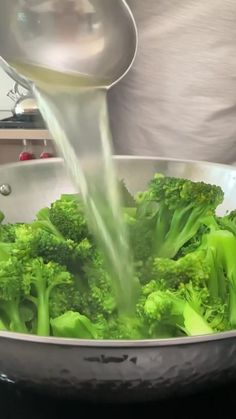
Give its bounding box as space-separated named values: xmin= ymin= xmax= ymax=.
xmin=0 ymin=156 xmax=236 ymax=402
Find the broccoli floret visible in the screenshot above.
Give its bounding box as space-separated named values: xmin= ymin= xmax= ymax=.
xmin=49 ymin=282 xmax=84 ymax=319
xmin=30 ymin=230 xmax=78 ymax=267
xmin=0 ymin=224 xmax=19 ymax=243
xmin=200 ymin=229 xmax=236 ymax=327
xmin=218 ymin=210 xmax=236 ymax=236
xmin=126 ymin=198 xmax=159 ymax=263
xmin=137 ymin=280 xmax=221 ymax=338
xmin=152 ymin=250 xmax=210 ymax=289
xmin=142 ymin=279 xmax=161 ymax=296
xmin=0 ymin=224 xmax=26 ymax=262
xmin=107 ymin=315 xmax=146 ymax=339
xmin=81 ymin=252 xmax=117 ymax=319
xmin=128 ymin=218 xmax=155 ymax=262
xmin=82 ymin=248 xmax=141 ymax=321
xmin=143 ymin=288 xmax=214 ymax=336
xmin=11 ymin=222 xmax=93 ymax=275
xmin=176 ymin=224 xmax=210 ymax=257
xmin=0 ymin=258 xmax=28 ymax=333
xmin=135 ymin=174 xmax=224 ymax=259
xmin=9 ymin=224 xmax=35 ymax=261
xmin=47 ymin=194 xmax=89 ymax=242
xmin=180 ymin=282 xmax=228 ymax=333
xmin=0 ymin=243 xmax=12 ymax=262
xmin=34 ymin=207 xmax=65 ymax=239
xmin=23 ymin=258 xmax=73 ymax=336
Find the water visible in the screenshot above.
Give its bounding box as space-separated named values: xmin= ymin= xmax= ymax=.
xmin=12 ymin=62 xmax=136 ymax=313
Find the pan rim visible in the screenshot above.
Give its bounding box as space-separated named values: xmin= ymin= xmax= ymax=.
xmin=1 ymin=329 xmax=236 ymax=347
xmin=0 ymin=155 xmax=235 ymax=171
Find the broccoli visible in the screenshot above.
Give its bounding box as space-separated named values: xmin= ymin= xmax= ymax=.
xmin=152 ymin=250 xmax=210 ymax=289
xmin=176 ymin=224 xmax=210 ymax=257
xmin=0 ymin=258 xmax=28 ymax=333
xmin=11 ymin=222 xmax=92 ymax=276
xmin=135 ymin=174 xmax=223 ymax=259
xmin=49 ymin=282 xmax=85 ymax=319
xmin=218 ymin=210 xmax=236 ymax=236
xmin=51 ymin=310 xmax=146 ymax=340
xmin=45 ymin=194 xmax=90 ymax=243
xmin=143 ymin=288 xmax=214 ymax=336
xmin=107 ymin=315 xmax=146 ymax=339
xmin=23 ymin=258 xmax=73 ymax=336
xmin=124 ymin=204 xmax=152 ymax=262
xmin=34 ymin=207 xmax=65 ymax=239
xmin=0 ymin=171 xmax=235 ymax=342
xmin=0 ymin=223 xmax=25 ymax=262
xmin=200 ymin=229 xmax=236 ymax=327
xmin=0 ymin=224 xmax=18 ymax=243
xmin=0 ymin=243 xmax=13 ymax=262
xmin=80 ymin=251 xmax=117 ymax=320
xmin=33 ymin=202 xmax=96 ymax=274
xmin=30 ymin=229 xmax=79 ymax=267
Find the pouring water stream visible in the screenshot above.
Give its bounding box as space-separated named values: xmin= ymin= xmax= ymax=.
xmin=0 ymin=0 xmax=138 ymax=313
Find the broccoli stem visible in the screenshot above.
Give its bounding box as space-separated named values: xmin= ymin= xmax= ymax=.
xmin=2 ymin=300 xmax=27 ymax=333
xmin=207 ymin=249 xmax=220 ymax=300
xmin=217 ymin=266 xmax=227 ymax=301
xmin=206 ymin=230 xmax=236 ymax=326
xmin=229 ymin=285 xmax=236 ymax=327
xmin=37 ymin=291 xmax=50 ymax=336
xmin=155 ymin=206 xmax=205 ymax=259
xmin=183 ymin=303 xmax=214 ymax=336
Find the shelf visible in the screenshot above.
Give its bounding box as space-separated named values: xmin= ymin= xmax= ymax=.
xmin=0 ymin=129 xmax=53 ymax=141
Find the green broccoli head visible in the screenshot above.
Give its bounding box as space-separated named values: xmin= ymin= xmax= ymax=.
xmin=30 ymin=230 xmax=77 ymax=266
xmin=127 ymin=217 xmax=155 ymax=262
xmin=148 ymin=174 xmax=223 ymax=210
xmin=0 ymin=224 xmax=19 ymax=243
xmin=143 ymin=288 xmax=214 ymax=337
xmin=0 ymin=223 xmax=28 ymax=263
xmin=27 ymin=228 xmax=84 ymax=274
xmin=179 ymin=282 xmax=228 ymax=333
xmin=49 ymin=282 xmax=85 ymax=319
xmin=200 ymin=229 xmax=236 ymax=328
xmin=48 ymin=194 xmax=90 ymax=242
xmin=135 ymin=173 xmax=224 ymax=259
xmin=152 ymin=250 xmax=210 ymax=289
xmin=218 ymin=210 xmax=236 ymax=236
xmin=144 ymin=290 xmax=175 ymax=321
xmin=107 ymin=315 xmax=146 ymax=340
xmin=82 ymin=252 xmax=117 ymax=319
xmin=11 ymin=220 xmax=94 ymax=275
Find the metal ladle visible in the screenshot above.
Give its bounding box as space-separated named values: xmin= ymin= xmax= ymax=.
xmin=0 ymin=0 xmax=138 ymax=90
